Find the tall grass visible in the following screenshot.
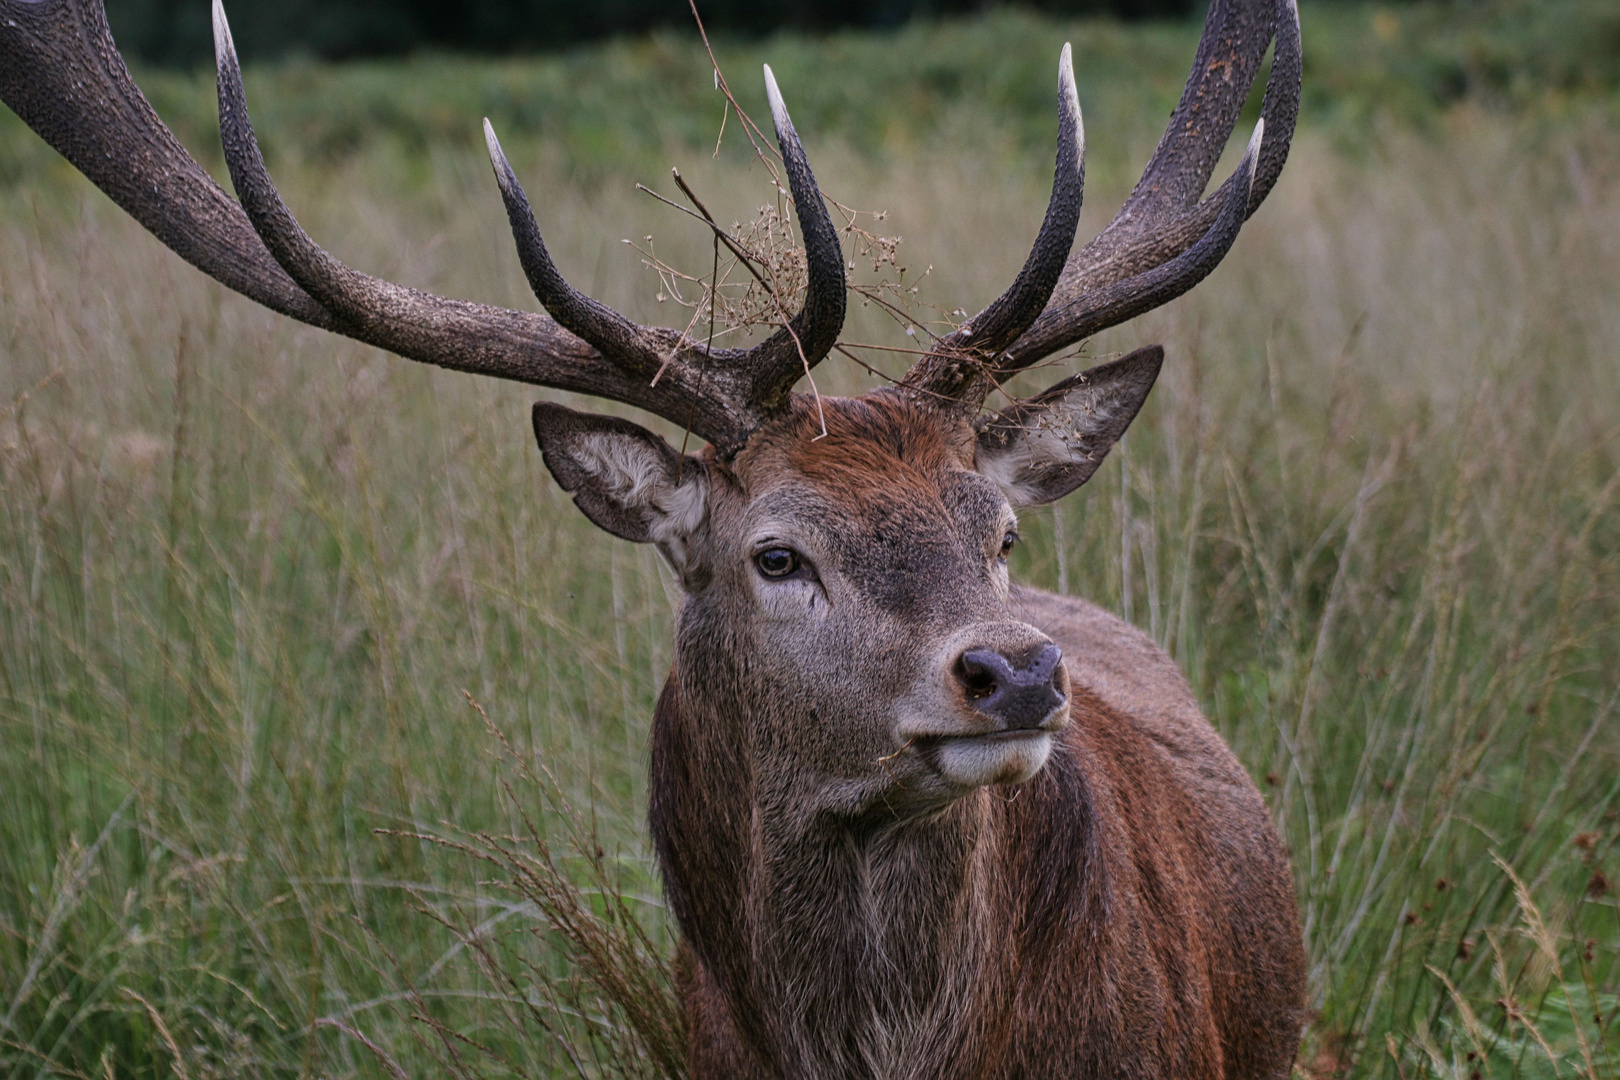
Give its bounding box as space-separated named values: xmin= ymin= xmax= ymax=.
xmin=2 ymin=6 xmax=1618 ymax=1078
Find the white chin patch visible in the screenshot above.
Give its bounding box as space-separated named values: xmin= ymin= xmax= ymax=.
xmin=934 ymin=732 xmax=1053 ymax=789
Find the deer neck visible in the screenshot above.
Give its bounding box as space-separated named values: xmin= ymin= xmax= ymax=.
xmin=650 ymin=674 xmax=1019 ymax=1080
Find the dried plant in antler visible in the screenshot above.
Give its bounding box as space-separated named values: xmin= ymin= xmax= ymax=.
xmin=636 ymin=186 xmax=924 ymax=364
xmin=629 ymin=192 xmax=813 ymax=348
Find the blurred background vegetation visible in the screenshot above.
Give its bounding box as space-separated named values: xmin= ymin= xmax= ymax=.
xmin=57 ymin=0 xmax=1620 ymax=179
xmin=97 ymin=0 xmax=1620 ymax=110
xmin=2 ymin=0 xmax=1618 ymax=1078
xmin=105 ymin=0 xmax=1197 ymax=64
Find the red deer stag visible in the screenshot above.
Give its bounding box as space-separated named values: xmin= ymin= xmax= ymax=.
xmin=1 ymin=0 xmax=1305 ymax=1075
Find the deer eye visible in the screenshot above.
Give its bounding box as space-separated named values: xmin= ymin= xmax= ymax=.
xmin=999 ymin=531 xmax=1019 ymax=560
xmin=755 ymin=548 xmax=801 ymax=579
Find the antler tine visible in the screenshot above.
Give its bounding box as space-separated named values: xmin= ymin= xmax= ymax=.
xmin=1103 ymin=0 xmax=1291 ymax=238
xmin=1246 ymin=0 xmax=1302 ymax=213
xmin=900 ymin=43 xmax=1085 ymax=407
xmin=1018 ymin=118 xmax=1264 ymax=355
xmin=483 ymin=120 xmax=670 ymax=379
xmin=210 ymin=0 xmax=375 ymax=332
xmin=742 ymin=66 xmax=849 ymax=410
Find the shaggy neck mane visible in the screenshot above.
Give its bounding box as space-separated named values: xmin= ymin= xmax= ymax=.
xmin=650 ymin=674 xmax=1112 ymax=1080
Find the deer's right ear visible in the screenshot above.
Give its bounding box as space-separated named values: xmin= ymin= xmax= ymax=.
xmin=532 ymin=402 xmax=708 ymax=559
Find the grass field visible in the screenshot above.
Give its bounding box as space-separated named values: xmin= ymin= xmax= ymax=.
xmin=2 ymin=2 xmax=1618 ymax=1077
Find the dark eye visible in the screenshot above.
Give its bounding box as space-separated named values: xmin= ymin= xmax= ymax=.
xmin=999 ymin=531 xmax=1018 ymax=560
xmin=755 ymin=547 xmax=800 ymax=579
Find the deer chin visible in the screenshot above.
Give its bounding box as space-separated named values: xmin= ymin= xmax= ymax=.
xmin=927 ymin=730 xmax=1055 ymax=789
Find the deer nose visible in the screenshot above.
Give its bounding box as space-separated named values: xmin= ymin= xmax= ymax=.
xmin=954 ymin=644 xmax=1067 ymax=730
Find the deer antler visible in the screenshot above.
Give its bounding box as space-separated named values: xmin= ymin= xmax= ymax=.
xmin=1 ymin=0 xmax=1296 ymax=446
xmin=902 ymin=0 xmax=1301 ymax=409
xmin=0 ymin=0 xmax=845 ymax=454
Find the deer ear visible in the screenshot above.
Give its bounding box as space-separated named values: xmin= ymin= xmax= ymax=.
xmin=974 ymin=345 xmax=1162 ymax=508
xmin=532 ymin=402 xmax=708 ymax=558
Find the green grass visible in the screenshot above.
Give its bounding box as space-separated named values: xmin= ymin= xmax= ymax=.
xmin=2 ymin=2 xmax=1618 ymax=1077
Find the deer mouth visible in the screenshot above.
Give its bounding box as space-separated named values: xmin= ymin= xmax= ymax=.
xmin=915 ymin=729 xmax=1056 ymax=789
xmin=950 ymin=728 xmax=1052 ymax=742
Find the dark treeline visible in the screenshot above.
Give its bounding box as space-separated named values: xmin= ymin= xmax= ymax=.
xmin=107 ymin=0 xmax=1196 ymax=65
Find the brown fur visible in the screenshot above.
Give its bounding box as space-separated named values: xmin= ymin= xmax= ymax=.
xmin=632 ymin=393 xmax=1306 ymax=1080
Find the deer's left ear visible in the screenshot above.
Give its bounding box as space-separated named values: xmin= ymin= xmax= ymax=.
xmin=974 ymin=345 xmax=1162 ymax=508
xmin=532 ymin=402 xmax=708 ymax=567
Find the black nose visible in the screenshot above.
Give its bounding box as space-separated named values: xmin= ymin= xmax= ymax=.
xmin=954 ymin=644 xmax=1066 ymax=730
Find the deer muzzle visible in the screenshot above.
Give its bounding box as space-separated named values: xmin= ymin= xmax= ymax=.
xmin=894 ymin=626 xmax=1071 ymax=789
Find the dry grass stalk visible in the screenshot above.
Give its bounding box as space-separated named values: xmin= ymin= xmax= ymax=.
xmin=367 ymin=694 xmax=686 ymax=1080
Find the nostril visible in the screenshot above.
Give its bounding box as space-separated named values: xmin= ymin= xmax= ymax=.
xmin=1035 ymin=644 xmax=1066 ymax=697
xmin=955 ymin=652 xmax=1002 ymax=700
